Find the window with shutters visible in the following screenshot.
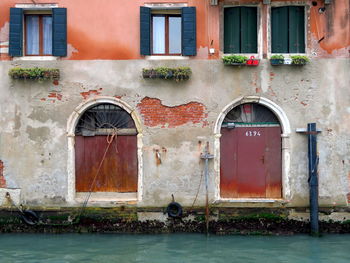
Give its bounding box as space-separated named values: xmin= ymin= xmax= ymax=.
xmin=224 ymin=7 xmax=257 ymax=54
xmin=9 ymin=7 xmax=67 ymax=57
xmin=140 ymin=6 xmax=196 ymax=56
xmin=271 ymin=6 xmax=305 ymax=53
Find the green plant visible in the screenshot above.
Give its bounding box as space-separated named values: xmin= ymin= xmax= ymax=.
xmin=172 ymin=67 xmax=192 ymax=81
xmin=142 ymin=67 xmax=191 ymax=82
xmin=291 ymin=55 xmax=309 ymax=65
xmin=270 ymin=54 xmax=284 ymax=60
xmin=222 ymin=55 xmax=248 ymax=65
xmin=9 ymin=67 xmax=60 ymax=81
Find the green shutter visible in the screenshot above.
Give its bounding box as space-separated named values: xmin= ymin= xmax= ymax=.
xmin=140 ymin=7 xmax=151 ymax=56
xmin=271 ymin=7 xmax=288 ymax=53
xmin=224 ymin=7 xmax=240 ymax=53
xmin=240 ymin=7 xmax=257 ymax=53
xmin=288 ymin=6 xmax=305 ymax=53
xmin=52 ymin=8 xmax=67 ymax=57
xmin=9 ymin=8 xmax=23 ymax=57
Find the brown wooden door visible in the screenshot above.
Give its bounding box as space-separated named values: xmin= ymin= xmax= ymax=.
xmin=75 ymin=135 xmax=138 ymax=192
xmin=220 ymin=126 xmax=282 ymax=198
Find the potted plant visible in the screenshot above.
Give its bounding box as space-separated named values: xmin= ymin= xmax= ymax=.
xmin=270 ymin=54 xmax=284 ymax=65
xmin=291 ymin=55 xmax=309 ymax=65
xmin=222 ymin=55 xmax=248 ymax=66
xmin=246 ymin=56 xmax=260 ymax=66
xmin=8 ymin=67 xmax=60 ymax=81
xmin=142 ymin=67 xmax=191 ymax=82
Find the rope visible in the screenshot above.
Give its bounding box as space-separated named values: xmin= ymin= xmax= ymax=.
xmin=189 ymin=171 xmax=204 ymax=210
xmin=77 ymin=128 xmax=118 ymax=219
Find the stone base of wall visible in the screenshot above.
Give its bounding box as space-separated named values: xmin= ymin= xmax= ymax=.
xmin=1 ymin=207 xmax=350 ymax=234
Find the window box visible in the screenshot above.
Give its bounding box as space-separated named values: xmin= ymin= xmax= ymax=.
xmin=270 ymin=55 xmax=285 ymax=66
xmin=222 ymin=55 xmax=248 ymax=66
xmin=291 ymin=55 xmax=309 ymax=65
xmin=270 ymin=59 xmax=284 ymax=65
xmin=9 ymin=67 xmax=60 ymax=81
xmin=142 ymin=67 xmax=191 ymax=82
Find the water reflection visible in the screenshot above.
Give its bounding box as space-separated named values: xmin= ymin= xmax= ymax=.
xmin=0 ymin=234 xmax=349 ymax=263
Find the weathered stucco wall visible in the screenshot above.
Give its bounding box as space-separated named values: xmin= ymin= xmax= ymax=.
xmin=0 ymin=0 xmax=349 ymax=209
xmin=0 ymin=58 xmax=349 ymax=207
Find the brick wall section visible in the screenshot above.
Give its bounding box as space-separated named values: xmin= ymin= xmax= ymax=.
xmin=0 ymin=160 xmax=6 ymax=188
xmin=137 ymin=97 xmax=208 ymax=128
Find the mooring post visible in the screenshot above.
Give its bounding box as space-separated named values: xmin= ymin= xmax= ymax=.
xmin=308 ymin=123 xmax=319 ymax=236
xmin=201 ymin=142 xmax=214 ymax=235
xmin=296 ymin=123 xmax=321 ymax=236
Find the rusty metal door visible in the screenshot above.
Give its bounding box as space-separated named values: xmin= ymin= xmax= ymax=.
xmin=75 ymin=135 xmax=138 ymax=192
xmin=220 ymin=126 xmax=282 ymax=198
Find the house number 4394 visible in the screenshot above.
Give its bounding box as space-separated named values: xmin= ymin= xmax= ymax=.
xmin=245 ymin=131 xmax=261 ymax=136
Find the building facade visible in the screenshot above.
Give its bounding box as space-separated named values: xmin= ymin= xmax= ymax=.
xmin=0 ymin=0 xmax=349 ymax=218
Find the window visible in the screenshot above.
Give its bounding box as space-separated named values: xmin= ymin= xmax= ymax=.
xmin=271 ymin=6 xmax=305 ymax=53
xmin=9 ymin=8 xmax=67 ymax=57
xmin=224 ymin=7 xmax=257 ymax=54
xmin=25 ymin=14 xmax=53 ymax=55
xmin=152 ymin=15 xmax=182 ymax=55
xmin=140 ymin=7 xmax=196 ymax=56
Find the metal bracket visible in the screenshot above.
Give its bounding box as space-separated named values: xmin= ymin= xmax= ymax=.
xmin=296 ymin=128 xmax=322 ymax=134
xmin=201 ymin=153 xmax=214 ymax=160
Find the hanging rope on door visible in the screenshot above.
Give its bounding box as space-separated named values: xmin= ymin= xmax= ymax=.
xmin=77 ymin=128 xmax=118 ymax=219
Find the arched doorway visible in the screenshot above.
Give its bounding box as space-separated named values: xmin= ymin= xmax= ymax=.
xmin=220 ymin=102 xmax=282 ymax=198
xmin=74 ymin=103 xmax=138 ymax=193
xmin=66 ymin=96 xmax=143 ymax=204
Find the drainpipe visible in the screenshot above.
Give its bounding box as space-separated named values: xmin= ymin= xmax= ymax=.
xmin=308 ymin=123 xmax=319 ymax=236
xmin=296 ymin=123 xmax=321 ymax=236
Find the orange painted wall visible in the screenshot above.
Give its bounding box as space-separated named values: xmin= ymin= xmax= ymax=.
xmin=0 ymin=0 xmax=349 ymax=60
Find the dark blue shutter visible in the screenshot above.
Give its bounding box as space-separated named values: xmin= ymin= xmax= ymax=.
xmin=182 ymin=7 xmax=196 ymax=56
xmin=140 ymin=7 xmax=151 ymax=56
xmin=9 ymin=8 xmax=23 ymax=57
xmin=52 ymin=8 xmax=67 ymax=56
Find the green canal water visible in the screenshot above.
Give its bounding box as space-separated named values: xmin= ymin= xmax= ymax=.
xmin=0 ymin=234 xmax=349 ymax=262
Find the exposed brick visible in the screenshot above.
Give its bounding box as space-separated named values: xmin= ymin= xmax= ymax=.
xmin=80 ymin=89 xmax=102 ymax=99
xmin=0 ymin=160 xmax=6 ymax=188
xmin=137 ymin=97 xmax=208 ymax=128
xmin=48 ymin=92 xmax=62 ymax=101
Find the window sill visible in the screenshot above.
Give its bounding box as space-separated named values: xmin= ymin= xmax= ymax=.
xmin=145 ymin=55 xmax=189 ymax=60
xmin=13 ymin=56 xmax=58 ymax=61
xmin=268 ymin=53 xmax=307 ymax=58
xmin=223 ymin=53 xmax=260 ymax=59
